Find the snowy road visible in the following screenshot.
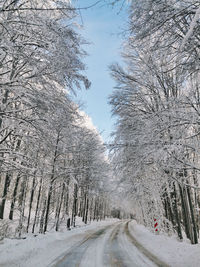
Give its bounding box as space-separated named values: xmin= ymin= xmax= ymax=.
xmin=53 ymin=221 xmax=169 ymax=267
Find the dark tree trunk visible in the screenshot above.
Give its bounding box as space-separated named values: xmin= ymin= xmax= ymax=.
xmin=9 ymin=173 xmax=21 ymax=220
xmin=27 ymin=176 xmax=36 ymax=233
xmin=163 ymin=196 xmax=170 ymax=232
xmin=65 ymin=177 xmax=70 ymax=216
xmin=55 ymin=183 xmax=65 ymax=231
xmin=71 ymin=183 xmax=78 ymax=227
xmin=0 ymin=172 xmax=11 ymax=219
xmin=193 ymin=173 xmax=199 ymax=238
xmin=43 ymin=180 xmax=53 ymax=233
xmin=182 ymin=186 xmax=194 ymax=242
xmin=84 ymin=197 xmax=89 ymax=224
xmin=39 ymin=199 xmax=46 ymax=234
xmin=103 ymin=201 xmax=106 ymax=220
xmin=18 ymin=176 xmax=28 ymax=238
xmin=93 ymin=197 xmax=97 ymax=221
xmin=89 ymin=198 xmax=93 ymax=222
xmin=166 ymin=194 xmax=175 ymax=228
xmin=187 ymin=187 xmax=198 ymax=244
xmin=172 ymin=182 xmax=183 ymax=240
xmin=82 ymin=192 xmax=87 ymax=223
xmin=32 ymin=177 xmax=42 ymax=233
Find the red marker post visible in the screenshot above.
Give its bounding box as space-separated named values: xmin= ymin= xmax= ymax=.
xmin=154 ymin=218 xmax=158 ymax=232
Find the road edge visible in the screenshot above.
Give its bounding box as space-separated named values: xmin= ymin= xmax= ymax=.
xmin=125 ymin=221 xmax=170 ymax=267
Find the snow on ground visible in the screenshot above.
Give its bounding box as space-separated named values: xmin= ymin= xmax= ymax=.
xmin=0 ymin=218 xmax=118 ymax=267
xmin=129 ymin=220 xmax=200 ymax=267
xmin=118 ymin=223 xmax=156 ymax=267
xmin=1 ymin=219 xmax=200 ymax=267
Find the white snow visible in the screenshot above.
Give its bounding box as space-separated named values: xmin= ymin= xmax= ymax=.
xmin=129 ymin=220 xmax=200 ymax=267
xmin=0 ymin=219 xmax=118 ymax=267
xmin=1 ymin=219 xmax=200 ymax=267
xmin=118 ymin=223 xmax=156 ymax=267
xmin=79 ymin=224 xmax=114 ymax=267
xmin=180 ymin=6 xmax=200 ymax=50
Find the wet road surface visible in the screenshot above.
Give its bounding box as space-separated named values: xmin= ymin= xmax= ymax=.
xmin=53 ymin=221 xmax=169 ymax=267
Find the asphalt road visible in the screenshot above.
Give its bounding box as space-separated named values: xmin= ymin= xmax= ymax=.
xmin=53 ymin=221 xmax=169 ymax=267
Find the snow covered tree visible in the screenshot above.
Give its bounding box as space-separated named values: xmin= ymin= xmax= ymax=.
xmin=0 ymin=0 xmax=111 ymax=239
xmin=110 ymin=0 xmax=200 ymax=244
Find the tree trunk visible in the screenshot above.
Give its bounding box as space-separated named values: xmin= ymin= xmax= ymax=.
xmin=9 ymin=173 xmax=21 ymax=220
xmin=82 ymin=191 xmax=87 ymax=223
xmin=0 ymin=172 xmax=11 ymax=219
xmin=172 ymin=182 xmax=183 ymax=240
xmin=43 ymin=179 xmax=53 ymax=233
xmin=43 ymin=132 xmax=60 ymax=233
xmin=179 ymin=184 xmax=190 ymax=239
xmin=71 ymin=183 xmax=78 ymax=227
xmin=18 ymin=176 xmax=28 ymax=238
xmin=84 ymin=197 xmax=89 ymax=224
xmin=89 ymin=198 xmax=93 ymax=222
xmin=93 ymin=197 xmax=96 ymax=221
xmin=166 ymin=193 xmax=175 ymax=229
xmin=32 ymin=177 xmax=42 ymax=233
xmin=55 ymin=183 xmax=65 ymax=231
xmin=187 ymin=186 xmax=198 ymax=244
xmin=27 ymin=176 xmax=36 ymax=233
xmin=39 ymin=199 xmax=46 ymax=234
xmin=65 ymin=177 xmax=70 ymax=216
xmin=182 ymin=186 xmax=194 ymax=243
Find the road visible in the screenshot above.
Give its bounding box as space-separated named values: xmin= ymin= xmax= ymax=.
xmin=52 ymin=221 xmax=169 ymax=267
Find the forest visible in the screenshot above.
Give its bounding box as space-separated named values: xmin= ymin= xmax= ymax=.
xmin=0 ymin=0 xmax=111 ymax=239
xmin=0 ymin=0 xmax=200 ymax=250
xmin=110 ymin=0 xmax=200 ymax=244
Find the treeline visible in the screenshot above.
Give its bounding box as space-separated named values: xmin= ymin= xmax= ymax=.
xmin=110 ymin=0 xmax=200 ymax=244
xmin=0 ymin=0 xmax=110 ymax=239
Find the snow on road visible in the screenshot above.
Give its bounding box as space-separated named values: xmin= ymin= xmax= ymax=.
xmin=117 ymin=223 xmax=157 ymax=267
xmin=0 ymin=219 xmax=118 ymax=267
xmin=1 ymin=219 xmax=200 ymax=266
xmin=54 ymin=221 xmax=163 ymax=267
xmin=54 ymin=224 xmax=114 ymax=267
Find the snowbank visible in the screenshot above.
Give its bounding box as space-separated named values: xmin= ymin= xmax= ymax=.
xmin=129 ymin=220 xmax=200 ymax=267
xmin=1 ymin=219 xmax=200 ymax=267
xmin=0 ymin=219 xmax=118 ymax=267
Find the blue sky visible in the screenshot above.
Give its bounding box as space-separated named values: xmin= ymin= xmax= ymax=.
xmin=73 ymin=0 xmax=128 ymax=142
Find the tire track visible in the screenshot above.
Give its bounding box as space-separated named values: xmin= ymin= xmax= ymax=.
xmin=125 ymin=221 xmax=170 ymax=267
xmin=108 ymin=223 xmax=126 ymax=267
xmin=53 ymin=221 xmax=170 ymax=267
xmin=52 ymin=223 xmax=119 ymax=267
